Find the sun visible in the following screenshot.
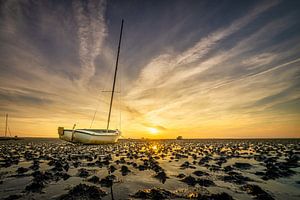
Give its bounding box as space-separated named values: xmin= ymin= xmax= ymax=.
xmin=149 ymin=127 xmax=158 ymax=134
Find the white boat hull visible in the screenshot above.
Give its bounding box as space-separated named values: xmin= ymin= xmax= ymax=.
xmin=58 ymin=127 xmax=121 ymax=144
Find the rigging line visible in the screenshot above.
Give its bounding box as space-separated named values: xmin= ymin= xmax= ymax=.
xmin=90 ymin=107 xmax=98 ymax=128
xmin=89 ymin=35 xmax=119 ymax=129
xmin=119 ymin=88 xmax=122 ymax=131
xmin=119 ymin=52 xmax=122 ymax=131
xmin=90 ymin=93 xmax=102 ymax=128
xmin=8 ymin=125 xmax=11 ymax=137
xmin=5 ymin=113 xmax=8 ymax=137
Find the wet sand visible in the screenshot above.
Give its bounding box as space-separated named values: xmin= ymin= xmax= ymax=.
xmin=0 ymin=138 xmax=299 ymax=200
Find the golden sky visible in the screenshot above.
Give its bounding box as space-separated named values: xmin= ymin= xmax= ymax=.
xmin=0 ymin=0 xmax=300 ymax=138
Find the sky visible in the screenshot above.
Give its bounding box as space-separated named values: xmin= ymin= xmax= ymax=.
xmin=0 ymin=0 xmax=300 ymax=139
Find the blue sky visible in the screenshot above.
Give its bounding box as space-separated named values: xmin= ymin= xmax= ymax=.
xmin=0 ymin=0 xmax=299 ymax=138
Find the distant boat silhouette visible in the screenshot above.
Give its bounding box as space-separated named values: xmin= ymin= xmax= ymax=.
xmin=176 ymin=136 xmax=183 ymax=140
xmin=0 ymin=114 xmax=20 ymax=140
xmin=58 ymin=20 xmax=124 ymax=144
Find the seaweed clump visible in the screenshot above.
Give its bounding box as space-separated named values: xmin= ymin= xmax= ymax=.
xmin=131 ymin=188 xmax=179 ymax=199
xmin=58 ymin=183 xmax=107 ymax=200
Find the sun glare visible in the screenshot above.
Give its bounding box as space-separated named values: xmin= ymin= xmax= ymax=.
xmin=149 ymin=127 xmax=158 ymax=134
xmin=151 ymin=145 xmax=157 ymax=150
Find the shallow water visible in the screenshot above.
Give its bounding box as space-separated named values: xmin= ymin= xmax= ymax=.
xmin=0 ymin=138 xmax=299 ymax=199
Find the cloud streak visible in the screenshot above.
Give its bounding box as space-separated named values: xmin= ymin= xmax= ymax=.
xmin=0 ymin=0 xmax=299 ymax=138
xmin=73 ymin=0 xmax=107 ymax=86
xmin=123 ymin=0 xmax=300 ymax=137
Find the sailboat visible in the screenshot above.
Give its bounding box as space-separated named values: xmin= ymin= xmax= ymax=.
xmin=58 ymin=20 xmax=124 ymax=144
xmin=0 ymin=114 xmax=20 ymax=140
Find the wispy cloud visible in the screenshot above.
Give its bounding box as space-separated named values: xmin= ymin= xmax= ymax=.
xmin=0 ymin=0 xmax=299 ymax=138
xmin=123 ymin=0 xmax=300 ymax=137
xmin=73 ymin=0 xmax=107 ymax=86
xmin=132 ymin=0 xmax=279 ymax=92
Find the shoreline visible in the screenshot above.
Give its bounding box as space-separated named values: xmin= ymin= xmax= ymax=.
xmin=1 ymin=137 xmax=299 ymax=140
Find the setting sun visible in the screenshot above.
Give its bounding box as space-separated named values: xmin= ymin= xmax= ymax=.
xmin=149 ymin=127 xmax=158 ymax=135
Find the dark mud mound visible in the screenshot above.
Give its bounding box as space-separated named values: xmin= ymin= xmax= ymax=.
xmin=87 ymin=175 xmax=100 ymax=184
xmin=25 ymin=181 xmax=45 ymax=193
xmin=181 ymin=175 xmax=215 ymax=187
xmin=193 ymin=170 xmax=209 ymax=177
xmin=233 ymin=162 xmax=253 ymax=170
xmin=181 ymin=175 xmax=198 ymax=186
xmin=120 ymin=165 xmax=131 ymax=176
xmin=77 ymin=168 xmax=90 ymax=178
xmin=3 ymin=194 xmax=23 ymax=200
xmin=196 ymin=192 xmax=234 ymax=200
xmin=131 ymin=188 xmax=179 ymax=199
xmin=25 ymin=171 xmax=53 ymax=193
xmin=154 ymin=171 xmax=168 ymax=184
xmin=241 ymin=184 xmax=274 ymax=200
xmin=222 ymin=171 xmax=253 ymax=185
xmin=99 ymin=175 xmax=116 ymax=187
xmin=58 ymin=183 xmax=107 ymax=200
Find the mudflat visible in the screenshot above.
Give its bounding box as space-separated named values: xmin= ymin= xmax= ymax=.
xmin=0 ymin=138 xmax=299 ymax=199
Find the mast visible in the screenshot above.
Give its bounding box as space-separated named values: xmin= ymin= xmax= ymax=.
xmin=107 ymin=19 xmax=124 ymax=131
xmin=5 ymin=114 xmax=8 ymax=137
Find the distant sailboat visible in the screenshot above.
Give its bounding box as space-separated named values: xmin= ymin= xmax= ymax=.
xmin=58 ymin=20 xmax=124 ymax=144
xmin=0 ymin=113 xmax=19 ymax=140
xmin=176 ymin=136 xmax=183 ymax=140
xmin=5 ymin=113 xmax=8 ymax=137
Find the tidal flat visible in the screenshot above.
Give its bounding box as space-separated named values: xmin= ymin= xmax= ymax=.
xmin=0 ymin=138 xmax=299 ymax=200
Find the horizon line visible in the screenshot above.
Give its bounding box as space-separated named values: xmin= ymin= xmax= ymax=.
xmin=1 ymin=136 xmax=299 ymax=140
